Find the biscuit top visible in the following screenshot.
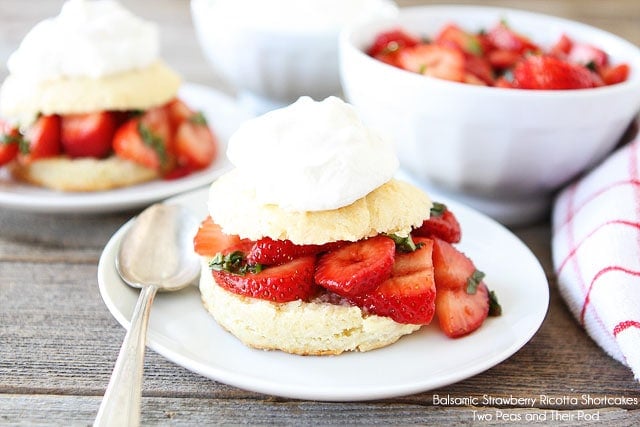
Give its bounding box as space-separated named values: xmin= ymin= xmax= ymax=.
xmin=7 ymin=0 xmax=158 ymax=81
xmin=226 ymin=96 xmax=399 ymax=212
xmin=208 ymin=169 xmax=431 ymax=245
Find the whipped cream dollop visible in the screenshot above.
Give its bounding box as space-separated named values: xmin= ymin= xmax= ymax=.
xmin=226 ymin=96 xmax=399 ymax=211
xmin=197 ymin=0 xmax=397 ymax=31
xmin=7 ymin=0 xmax=158 ymax=81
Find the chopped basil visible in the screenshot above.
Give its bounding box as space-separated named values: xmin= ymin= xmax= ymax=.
xmin=488 ymin=290 xmax=502 ymax=316
xmin=466 ymin=38 xmax=483 ymax=56
xmin=137 ymin=122 xmax=167 ymax=164
xmin=189 ymin=111 xmax=208 ymax=126
xmin=419 ymin=64 xmax=428 ymax=74
xmin=209 ymin=251 xmax=263 ymax=275
xmin=1 ymin=132 xmax=29 ymax=154
xmin=386 ymin=233 xmax=422 ymax=253
xmin=430 ymin=202 xmax=447 ymax=217
xmin=466 ymin=269 xmax=485 ymax=294
xmin=585 ymin=60 xmax=597 ymax=72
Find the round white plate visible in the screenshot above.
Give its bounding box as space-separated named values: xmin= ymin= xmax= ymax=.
xmin=97 ymin=186 xmax=549 ymax=401
xmin=0 ymin=83 xmax=253 ymax=214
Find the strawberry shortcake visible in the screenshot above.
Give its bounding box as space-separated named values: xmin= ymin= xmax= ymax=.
xmin=193 ymin=96 xmax=501 ymax=355
xmin=0 ymin=0 xmax=217 ymax=191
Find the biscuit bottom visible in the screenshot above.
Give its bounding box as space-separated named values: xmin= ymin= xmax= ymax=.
xmin=199 ymin=262 xmax=421 ymax=355
xmin=9 ymin=156 xmax=159 ymax=191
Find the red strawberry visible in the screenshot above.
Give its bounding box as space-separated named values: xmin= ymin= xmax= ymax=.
xmin=485 ymin=22 xmax=539 ymax=54
xmin=413 ymin=202 xmax=461 ymax=243
xmin=567 ymin=42 xmax=608 ymax=69
xmin=314 ymin=236 xmax=395 ymax=298
xmin=212 ymin=253 xmax=317 ymax=303
xmin=113 ymin=106 xmax=173 ymax=171
xmin=21 ymin=115 xmax=61 ymax=162
xmin=486 ymin=49 xmax=523 ymax=70
xmin=350 ymin=237 xmax=436 ymax=324
xmin=512 ymin=55 xmax=600 ymax=90
xmin=549 ymin=33 xmax=573 ymax=58
xmin=166 ymin=98 xmax=194 ymax=132
xmin=368 ymin=28 xmax=420 ymax=66
xmin=61 ymin=111 xmax=117 ymax=158
xmin=432 ymin=239 xmax=489 ymax=337
xmin=435 ymin=23 xmax=485 ymax=57
xmin=193 ymin=216 xmax=244 ymax=257
xmin=246 ymin=237 xmax=342 ymax=266
xmin=397 ymin=44 xmax=465 ymax=82
xmin=600 ymin=63 xmax=630 ymax=85
xmin=464 ymin=55 xmax=494 ymax=85
xmin=0 ymin=119 xmax=21 ymax=166
xmin=174 ymin=115 xmax=218 ymax=170
xmin=436 ymin=281 xmax=490 ymax=338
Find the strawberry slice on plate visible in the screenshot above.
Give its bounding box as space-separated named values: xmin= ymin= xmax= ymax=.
xmin=193 ymin=216 xmax=244 ymax=257
xmin=212 ymin=249 xmax=317 ymax=303
xmin=113 ymin=106 xmax=173 ymax=172
xmin=61 ymin=111 xmax=117 ymax=158
xmin=0 ymin=119 xmax=21 ymax=166
xmin=315 ymin=236 xmax=396 ymax=298
xmin=21 ymin=115 xmax=61 ymax=162
xmin=174 ymin=113 xmax=218 ymax=171
xmin=413 ymin=202 xmax=461 ymax=243
xmin=432 ymin=238 xmax=493 ymax=337
xmin=349 ymin=237 xmax=436 ymax=325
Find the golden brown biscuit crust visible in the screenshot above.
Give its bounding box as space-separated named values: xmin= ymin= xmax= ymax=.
xmin=9 ymin=156 xmax=159 ymax=191
xmin=0 ymin=61 xmax=181 ymax=122
xmin=208 ymin=170 xmax=432 ymax=245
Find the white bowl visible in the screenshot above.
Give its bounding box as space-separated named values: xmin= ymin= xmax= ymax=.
xmin=191 ymin=0 xmax=397 ymax=113
xmin=340 ymin=5 xmax=640 ymax=225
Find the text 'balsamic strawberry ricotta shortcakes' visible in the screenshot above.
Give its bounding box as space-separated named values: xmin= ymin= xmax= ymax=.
xmin=193 ymin=96 xmax=501 ymax=355
xmin=0 ymin=0 xmax=218 ymax=191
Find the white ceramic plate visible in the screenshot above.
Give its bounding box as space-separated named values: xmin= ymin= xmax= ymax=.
xmin=97 ymin=185 xmax=549 ymax=401
xmin=0 ymin=83 xmax=253 ymax=214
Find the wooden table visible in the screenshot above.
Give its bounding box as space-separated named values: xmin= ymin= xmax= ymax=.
xmin=1 ymin=0 xmax=639 ymax=425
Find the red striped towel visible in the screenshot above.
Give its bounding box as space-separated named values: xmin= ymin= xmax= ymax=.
xmin=552 ymin=136 xmax=640 ymax=382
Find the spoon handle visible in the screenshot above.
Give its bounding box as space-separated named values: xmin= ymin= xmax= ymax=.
xmin=94 ymin=285 xmax=158 ymax=427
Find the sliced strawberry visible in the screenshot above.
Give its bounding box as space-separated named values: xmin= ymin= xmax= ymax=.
xmin=436 ymin=282 xmax=489 ymax=338
xmin=113 ymin=107 xmax=173 ymax=171
xmin=512 ymin=55 xmax=599 ymax=90
xmin=486 ymin=49 xmax=522 ymax=70
xmin=485 ymin=22 xmax=540 ymax=54
xmin=21 ymin=115 xmax=61 ymax=162
xmin=600 ymin=63 xmax=630 ymax=85
xmin=432 ymin=239 xmax=489 ymax=337
xmin=567 ymin=42 xmax=608 ymax=69
xmin=193 ymin=216 xmax=244 ymax=257
xmin=246 ymin=237 xmax=341 ymax=266
xmin=166 ymin=98 xmax=195 ymax=132
xmin=174 ymin=114 xmax=218 ymax=170
xmin=549 ymin=33 xmax=573 ymax=58
xmin=61 ymin=111 xmax=117 ymax=158
xmin=315 ymin=236 xmax=395 ymax=298
xmin=0 ymin=119 xmax=21 ymax=166
xmin=350 ymin=237 xmax=436 ymax=324
xmin=212 ymin=253 xmax=317 ymax=303
xmin=413 ymin=202 xmax=461 ymax=243
xmin=397 ymin=44 xmax=465 ymax=82
xmin=464 ymin=55 xmax=494 ymax=85
xmin=367 ymin=28 xmax=420 ymax=58
xmin=435 ymin=23 xmax=485 ymax=56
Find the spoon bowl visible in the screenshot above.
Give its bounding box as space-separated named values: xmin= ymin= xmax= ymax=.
xmin=95 ymin=203 xmax=200 ymax=427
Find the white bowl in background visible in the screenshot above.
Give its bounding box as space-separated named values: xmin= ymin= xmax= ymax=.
xmin=191 ymin=0 xmax=397 ymax=114
xmin=340 ymin=5 xmax=640 ymax=225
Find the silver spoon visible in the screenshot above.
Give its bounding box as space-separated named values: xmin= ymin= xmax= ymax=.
xmin=94 ymin=203 xmax=200 ymax=427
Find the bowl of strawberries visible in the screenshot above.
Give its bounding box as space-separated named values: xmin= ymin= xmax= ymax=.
xmin=339 ymin=5 xmax=640 ymax=225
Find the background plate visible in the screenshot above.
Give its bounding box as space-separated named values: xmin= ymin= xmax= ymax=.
xmin=0 ymin=83 xmax=253 ymax=213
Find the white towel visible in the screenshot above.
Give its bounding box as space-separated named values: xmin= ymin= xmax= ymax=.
xmin=552 ymin=136 xmax=640 ymax=383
